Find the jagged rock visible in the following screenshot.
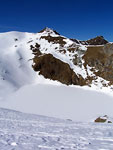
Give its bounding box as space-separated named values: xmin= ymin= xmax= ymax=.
xmin=39 ymin=27 xmax=60 ymax=35
xmin=70 ymin=38 xmax=80 ymax=44
xmin=30 ymin=43 xmax=42 ymax=56
xmin=32 ymin=53 xmax=86 ymax=86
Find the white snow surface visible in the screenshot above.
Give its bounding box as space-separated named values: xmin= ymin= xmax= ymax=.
xmin=0 ymin=31 xmax=37 ymax=99
xmin=1 ymin=83 xmax=113 ymax=122
xmin=0 ymin=107 xmax=113 ymax=150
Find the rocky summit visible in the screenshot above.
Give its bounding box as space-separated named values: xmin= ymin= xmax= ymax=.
xmin=29 ymin=27 xmax=113 ymax=89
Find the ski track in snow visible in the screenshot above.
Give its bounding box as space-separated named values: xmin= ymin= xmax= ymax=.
xmin=0 ymin=108 xmax=113 ymax=150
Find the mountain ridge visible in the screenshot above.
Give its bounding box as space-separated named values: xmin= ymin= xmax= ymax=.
xmin=30 ymin=27 xmax=113 ymax=89
xmin=0 ymin=27 xmax=113 ymax=100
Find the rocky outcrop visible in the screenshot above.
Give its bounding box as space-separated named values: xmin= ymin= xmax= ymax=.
xmin=95 ymin=115 xmax=112 ymax=123
xmin=70 ymin=38 xmax=80 ymax=44
xmin=32 ymin=53 xmax=86 ymax=86
xmin=83 ymin=43 xmax=113 ymax=84
xmin=30 ymin=43 xmax=42 ymax=56
xmin=95 ymin=117 xmax=107 ymax=123
xmin=38 ymin=27 xmax=60 ymax=35
xmin=71 ymin=36 xmax=108 ymax=45
xmin=40 ymin=36 xmax=66 ymax=46
xmin=86 ymin=36 xmax=108 ymax=45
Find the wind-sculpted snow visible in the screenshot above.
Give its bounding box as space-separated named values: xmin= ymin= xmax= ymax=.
xmin=0 ymin=108 xmax=113 ymax=150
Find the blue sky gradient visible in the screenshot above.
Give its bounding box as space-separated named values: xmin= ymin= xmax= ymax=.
xmin=0 ymin=0 xmax=113 ymax=41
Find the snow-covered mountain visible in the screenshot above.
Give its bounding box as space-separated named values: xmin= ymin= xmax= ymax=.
xmin=1 ymin=27 xmax=113 ymax=149
xmin=0 ymin=27 xmax=113 ymax=122
xmin=0 ymin=27 xmax=113 ymax=95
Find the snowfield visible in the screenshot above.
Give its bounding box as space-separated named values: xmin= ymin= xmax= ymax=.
xmin=1 ymin=83 xmax=113 ymax=122
xmin=0 ymin=108 xmax=113 ymax=150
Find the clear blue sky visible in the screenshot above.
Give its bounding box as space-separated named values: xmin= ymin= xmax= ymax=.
xmin=0 ymin=0 xmax=113 ymax=41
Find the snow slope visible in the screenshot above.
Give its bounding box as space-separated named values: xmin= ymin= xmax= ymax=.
xmin=0 ymin=107 xmax=113 ymax=150
xmin=0 ymin=31 xmax=37 ymax=99
xmin=1 ymin=84 xmax=113 ymax=122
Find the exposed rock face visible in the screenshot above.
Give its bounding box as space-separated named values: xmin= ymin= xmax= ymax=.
xmin=86 ymin=36 xmax=108 ymax=45
xmin=32 ymin=53 xmax=86 ymax=86
xmin=83 ymin=43 xmax=113 ymax=83
xmin=71 ymin=36 xmax=108 ymax=45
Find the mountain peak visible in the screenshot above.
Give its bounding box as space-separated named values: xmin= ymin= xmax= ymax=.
xmin=86 ymin=35 xmax=108 ymax=45
xmin=39 ymin=27 xmax=60 ymax=35
xmin=71 ymin=35 xmax=108 ymax=45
